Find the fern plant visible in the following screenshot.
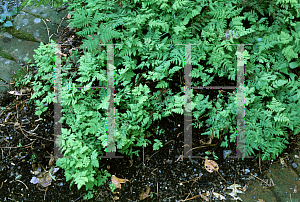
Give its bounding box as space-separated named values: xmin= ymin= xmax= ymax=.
xmin=13 ymin=0 xmax=300 ymax=200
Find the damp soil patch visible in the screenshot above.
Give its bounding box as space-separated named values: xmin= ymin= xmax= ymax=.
xmin=2 ymin=83 xmax=297 ymax=201
xmin=0 ymin=85 xmax=270 ymax=202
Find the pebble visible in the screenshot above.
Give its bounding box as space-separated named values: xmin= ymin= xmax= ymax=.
xmin=292 ymin=163 xmax=297 ymax=168
xmin=244 ymin=168 xmax=250 ymax=174
xmin=15 ymin=174 xmax=22 ymax=180
xmin=223 ymin=150 xmax=232 ymax=159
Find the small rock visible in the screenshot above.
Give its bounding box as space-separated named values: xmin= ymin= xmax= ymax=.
xmin=15 ymin=174 xmax=22 ymax=180
xmin=244 ymin=168 xmax=250 ymax=174
xmin=292 ymin=163 xmax=297 ymax=168
xmin=223 ymin=150 xmax=232 ymax=159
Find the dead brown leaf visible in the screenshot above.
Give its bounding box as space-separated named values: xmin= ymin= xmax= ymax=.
xmin=111 ymin=175 xmax=129 ymax=189
xmin=48 ymin=155 xmax=55 ymax=167
xmin=30 ymin=167 xmax=59 ymax=187
xmin=204 ymin=158 xmax=219 ymax=173
xmin=139 ymin=185 xmax=150 ymax=200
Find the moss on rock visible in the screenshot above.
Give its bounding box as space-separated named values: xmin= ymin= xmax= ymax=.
xmin=0 ymin=48 xmax=15 ymax=61
xmin=5 ymin=26 xmax=39 ymax=42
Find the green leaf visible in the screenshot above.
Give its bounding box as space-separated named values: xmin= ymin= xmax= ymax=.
xmin=91 ymin=150 xmax=99 ymax=168
xmin=75 ymin=176 xmax=89 ymax=190
xmin=155 ymin=80 xmax=168 ymax=88
xmin=172 ymin=108 xmax=184 ymax=115
xmin=109 ymin=183 xmax=116 ymax=192
xmin=0 ymin=14 xmax=6 ymax=21
xmin=289 ymin=62 xmax=299 ymax=69
xmin=153 ymin=139 xmax=163 ymax=150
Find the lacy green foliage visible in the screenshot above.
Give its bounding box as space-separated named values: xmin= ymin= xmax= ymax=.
xmin=14 ymin=0 xmax=300 ymax=200
xmin=19 ymin=41 xmax=73 ymax=117
xmin=15 ymin=39 xmax=165 ymax=199
xmin=14 ymin=40 xmax=114 ymax=199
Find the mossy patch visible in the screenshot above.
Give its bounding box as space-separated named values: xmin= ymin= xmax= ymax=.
xmin=0 ymin=0 xmax=40 ymax=43
xmin=0 ymin=48 xmax=15 ymax=61
xmin=4 ymin=26 xmax=39 ymax=42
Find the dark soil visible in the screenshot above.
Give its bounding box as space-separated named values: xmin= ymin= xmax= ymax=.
xmin=1 ymin=86 xmax=299 ymax=202
xmin=0 ymin=87 xmax=269 ymax=202
xmin=1 ymin=10 xmax=300 ymax=202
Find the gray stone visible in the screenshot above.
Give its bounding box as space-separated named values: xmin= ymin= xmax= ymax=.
xmin=223 ymin=150 xmax=232 ymax=159
xmin=0 ymin=1 xmax=69 ymax=94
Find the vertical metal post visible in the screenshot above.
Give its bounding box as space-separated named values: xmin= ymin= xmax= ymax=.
xmin=53 ymin=44 xmax=64 ymax=160
xmin=175 ymin=42 xmax=253 ymax=160
xmin=175 ymin=44 xmax=203 ymax=159
xmin=236 ymin=44 xmax=246 ymax=159
xmin=99 ymin=43 xmax=124 ymax=159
